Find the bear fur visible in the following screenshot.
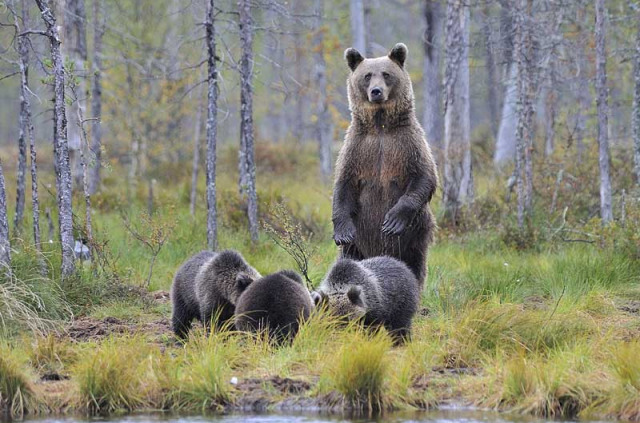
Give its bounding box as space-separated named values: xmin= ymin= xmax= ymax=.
xmin=235 ymin=270 xmax=314 ymax=342
xmin=316 ymin=256 xmax=419 ymax=341
xmin=332 ymin=43 xmax=438 ymax=288
xmin=170 ymin=250 xmax=260 ymax=339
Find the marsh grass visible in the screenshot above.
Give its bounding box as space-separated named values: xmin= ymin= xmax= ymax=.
xmin=73 ymin=336 xmax=152 ymax=415
xmin=321 ymin=329 xmax=393 ymax=412
xmin=599 ymin=341 xmax=640 ymax=421
xmin=0 ymin=343 xmax=40 ymax=419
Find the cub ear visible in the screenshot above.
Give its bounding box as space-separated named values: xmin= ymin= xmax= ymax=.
xmin=347 ymin=286 xmax=364 ymax=307
xmin=235 ymin=272 xmax=254 ymax=294
xmin=310 ymin=291 xmax=323 ymax=306
xmin=345 ymin=48 xmax=364 ymax=72
xmin=388 ymin=43 xmax=408 ymax=68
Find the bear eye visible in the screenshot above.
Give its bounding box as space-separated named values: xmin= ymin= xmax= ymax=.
xmin=382 ymin=72 xmax=390 ymax=80
xmin=364 ymin=73 xmax=372 ymax=82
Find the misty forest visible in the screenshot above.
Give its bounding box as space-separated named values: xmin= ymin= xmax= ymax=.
xmin=0 ymin=0 xmax=640 ymax=420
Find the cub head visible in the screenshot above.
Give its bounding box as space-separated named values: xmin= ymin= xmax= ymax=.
xmin=314 ymin=286 xmax=366 ymax=322
xmin=345 ymin=43 xmax=411 ymax=109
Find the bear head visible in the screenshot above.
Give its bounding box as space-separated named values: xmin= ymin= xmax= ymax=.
xmin=344 ymin=43 xmax=413 ymax=116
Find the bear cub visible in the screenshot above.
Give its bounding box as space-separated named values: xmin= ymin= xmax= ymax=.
xmin=316 ymin=256 xmax=419 ymax=341
xmin=170 ymin=250 xmax=260 ymax=339
xmin=235 ymin=270 xmax=314 ymax=342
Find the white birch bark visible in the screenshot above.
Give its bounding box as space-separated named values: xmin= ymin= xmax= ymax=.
xmin=633 ymin=14 xmax=640 ymax=187
xmin=36 ymin=0 xmax=76 ymax=277
xmin=595 ymin=0 xmax=613 ymax=224
xmin=238 ymin=0 xmax=259 ymax=242
xmin=205 ymin=0 xmax=218 ymax=250
xmin=0 ymin=160 xmax=10 ymax=269
xmin=443 ymin=0 xmax=472 ymax=222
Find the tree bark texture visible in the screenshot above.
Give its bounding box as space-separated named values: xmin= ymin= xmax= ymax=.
xmin=14 ymin=1 xmax=41 ymax=250
xmin=482 ymin=4 xmax=499 ymax=138
xmin=443 ymin=0 xmax=473 ymax=223
xmin=238 ymin=0 xmax=259 ymax=242
xmin=205 ymin=0 xmax=218 ymax=250
xmin=422 ymin=0 xmax=444 ymax=150
xmin=0 ymin=160 xmax=11 ymax=268
xmin=190 ymin=102 xmax=202 ymax=216
xmin=36 ymin=0 xmax=76 ymax=277
xmin=633 ymin=14 xmax=640 ymax=187
xmin=595 ymin=0 xmax=613 ymax=223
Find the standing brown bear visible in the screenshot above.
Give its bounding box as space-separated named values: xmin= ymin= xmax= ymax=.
xmin=332 ymin=43 xmax=438 ymax=287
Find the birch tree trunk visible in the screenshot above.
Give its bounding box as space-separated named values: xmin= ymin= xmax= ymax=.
xmin=0 ymin=160 xmax=10 ymax=269
xmin=36 ymin=0 xmax=75 ymax=277
xmin=513 ymin=0 xmax=536 ymax=227
xmin=238 ymin=0 xmax=259 ymax=242
xmin=443 ymin=0 xmax=473 ymax=223
xmin=422 ymin=0 xmax=444 ymax=150
xmin=349 ymin=0 xmax=366 ymax=54
xmin=594 ymin=0 xmax=613 ymax=224
xmin=14 ymin=1 xmax=41 ymax=250
xmin=63 ymin=0 xmax=88 ymax=189
xmin=314 ymin=0 xmax=333 ymax=182
xmin=633 ymin=15 xmax=640 ymax=187
xmin=12 ymin=0 xmax=28 ymax=234
xmin=494 ymin=64 xmax=517 ymax=165
xmin=89 ymin=0 xmax=104 ymax=194
xmin=205 ymin=0 xmax=218 ymax=250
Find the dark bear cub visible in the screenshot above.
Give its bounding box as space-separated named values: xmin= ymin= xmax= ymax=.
xmin=235 ymin=270 xmax=314 ymax=342
xmin=316 ymin=256 xmax=419 ymax=342
xmin=170 ymin=250 xmax=260 ymax=339
xmin=333 ymin=43 xmax=438 ymax=288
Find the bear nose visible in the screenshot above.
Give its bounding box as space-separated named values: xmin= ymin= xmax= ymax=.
xmin=371 ymin=87 xmax=383 ymax=98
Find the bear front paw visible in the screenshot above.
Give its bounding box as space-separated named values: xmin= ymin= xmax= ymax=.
xmin=333 ymin=219 xmax=356 ymax=245
xmin=382 ymin=207 xmax=410 ymax=236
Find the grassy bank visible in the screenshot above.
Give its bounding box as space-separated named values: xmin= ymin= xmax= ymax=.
xmin=0 ymin=143 xmax=639 ymax=420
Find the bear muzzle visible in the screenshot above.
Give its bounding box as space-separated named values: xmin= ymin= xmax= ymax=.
xmin=369 ymin=86 xmax=386 ymax=103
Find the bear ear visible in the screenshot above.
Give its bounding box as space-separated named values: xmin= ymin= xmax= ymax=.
xmin=388 ymin=43 xmax=408 ymax=68
xmin=347 ymin=286 xmax=364 ymax=307
xmin=310 ymin=291 xmax=322 ymax=306
xmin=345 ymin=48 xmax=364 ymax=72
xmin=235 ymin=272 xmax=253 ymax=294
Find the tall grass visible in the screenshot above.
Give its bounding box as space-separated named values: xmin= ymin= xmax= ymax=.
xmin=322 ymin=329 xmax=393 ymax=412
xmin=73 ymin=336 xmax=151 ymax=414
xmin=0 ymin=343 xmax=39 ymax=419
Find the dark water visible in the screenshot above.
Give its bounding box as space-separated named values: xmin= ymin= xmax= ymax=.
xmin=13 ymin=408 xmax=612 ymax=423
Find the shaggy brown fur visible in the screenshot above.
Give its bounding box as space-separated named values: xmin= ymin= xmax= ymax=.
xmin=332 ymin=43 xmax=438 ymax=287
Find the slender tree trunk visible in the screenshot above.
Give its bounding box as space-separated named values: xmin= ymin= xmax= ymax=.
xmin=205 ymin=0 xmax=218 ymax=250
xmin=544 ymin=71 xmax=557 ymax=157
xmin=314 ymin=0 xmax=332 ymax=182
xmin=36 ymin=0 xmax=75 ymax=277
xmin=190 ymin=102 xmax=203 ymax=216
xmin=495 ymin=64 xmax=517 ymax=164
xmin=0 ymin=160 xmax=10 ymax=269
xmin=14 ymin=2 xmax=42 ymax=251
xmin=89 ymin=0 xmax=104 ymax=194
xmin=633 ymin=15 xmax=640 ymax=187
xmin=513 ymin=0 xmax=535 ymax=228
xmin=76 ymin=101 xmax=93 ymax=261
xmin=63 ymin=0 xmax=88 ymax=189
xmin=12 ymin=0 xmax=28 ymax=235
xmin=363 ymin=2 xmax=373 ymax=58
xmin=349 ymin=0 xmax=366 ymax=54
xmin=595 ymin=0 xmax=613 ymax=224
xmin=238 ymin=0 xmax=259 ymax=242
xmin=443 ymin=0 xmax=472 ymax=224
xmin=482 ymin=4 xmax=499 ymax=138
xmin=422 ymin=0 xmax=444 ymax=150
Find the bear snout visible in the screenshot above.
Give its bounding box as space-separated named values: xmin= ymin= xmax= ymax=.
xmin=369 ymin=87 xmax=385 ymax=103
